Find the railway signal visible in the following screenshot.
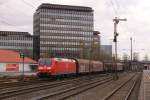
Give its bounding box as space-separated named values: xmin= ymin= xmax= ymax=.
xmin=113 ymin=32 xmax=118 ymax=42
xmin=113 ymin=17 xmax=127 ymax=80
xmin=20 ymin=53 xmax=25 ymax=58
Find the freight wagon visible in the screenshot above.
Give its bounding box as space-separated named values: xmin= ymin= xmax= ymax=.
xmin=77 ymin=59 xmax=103 ymax=74
xmin=103 ymin=62 xmax=124 ymax=72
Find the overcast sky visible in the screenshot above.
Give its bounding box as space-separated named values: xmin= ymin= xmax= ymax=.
xmin=0 ymin=0 xmax=149 ymax=60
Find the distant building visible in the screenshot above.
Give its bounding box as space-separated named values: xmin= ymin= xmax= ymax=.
xmin=92 ymin=31 xmax=101 ymax=60
xmin=0 ymin=31 xmax=33 ymax=57
xmin=100 ymin=45 xmax=112 ymax=60
xmin=101 ymin=45 xmax=112 ymax=56
xmin=33 ymin=3 xmax=94 ymax=60
xmin=0 ymin=50 xmax=37 ymax=76
xmin=93 ymin=31 xmax=101 ymax=45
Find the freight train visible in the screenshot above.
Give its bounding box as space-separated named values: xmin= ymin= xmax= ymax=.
xmin=37 ymin=58 xmax=124 ymax=78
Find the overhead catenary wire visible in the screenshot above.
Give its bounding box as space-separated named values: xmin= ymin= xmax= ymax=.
xmin=21 ymin=0 xmax=36 ymax=9
xmin=108 ymin=0 xmax=128 ymax=17
xmin=0 ymin=0 xmax=37 ymax=31
xmin=0 ymin=16 xmax=28 ymax=31
xmin=113 ymin=0 xmax=120 ymax=9
xmin=0 ymin=20 xmax=15 ymax=26
xmin=109 ymin=0 xmax=118 ymax=16
xmin=30 ymin=0 xmax=42 ymax=6
xmin=0 ymin=16 xmax=16 ymax=26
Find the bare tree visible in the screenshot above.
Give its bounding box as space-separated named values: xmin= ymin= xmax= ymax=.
xmin=133 ymin=52 xmax=139 ymax=61
xmin=143 ymin=54 xmax=149 ymax=61
xmin=99 ymin=50 xmax=112 ymax=61
xmin=122 ymin=53 xmax=129 ymax=61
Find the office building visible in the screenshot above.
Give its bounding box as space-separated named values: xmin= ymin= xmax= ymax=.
xmin=0 ymin=31 xmax=33 ymax=57
xmin=33 ymin=3 xmax=94 ymax=60
xmin=92 ymin=31 xmax=101 ymax=60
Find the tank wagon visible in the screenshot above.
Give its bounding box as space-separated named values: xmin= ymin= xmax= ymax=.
xmin=37 ymin=58 xmax=123 ymax=78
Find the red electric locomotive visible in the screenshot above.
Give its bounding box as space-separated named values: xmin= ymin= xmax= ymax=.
xmin=37 ymin=57 xmax=123 ymax=78
xmin=37 ymin=58 xmax=77 ymax=77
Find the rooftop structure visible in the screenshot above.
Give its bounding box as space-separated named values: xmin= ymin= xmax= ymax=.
xmin=37 ymin=3 xmax=93 ymax=12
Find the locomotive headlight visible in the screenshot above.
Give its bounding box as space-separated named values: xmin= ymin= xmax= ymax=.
xmin=38 ymin=67 xmax=43 ymax=70
xmin=47 ymin=67 xmax=51 ymax=70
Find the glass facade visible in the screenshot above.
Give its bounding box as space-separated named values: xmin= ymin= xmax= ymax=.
xmin=33 ymin=3 xmax=94 ymax=59
xmin=0 ymin=31 xmax=33 ymax=57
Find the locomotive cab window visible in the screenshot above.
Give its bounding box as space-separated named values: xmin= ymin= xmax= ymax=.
xmin=45 ymin=59 xmax=52 ymax=66
xmin=39 ymin=59 xmax=45 ymax=66
xmin=39 ymin=58 xmax=52 ymax=66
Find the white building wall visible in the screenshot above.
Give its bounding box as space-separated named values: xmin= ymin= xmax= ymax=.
xmin=0 ymin=63 xmax=37 ymax=76
xmin=19 ymin=63 xmax=31 ymax=72
xmin=0 ymin=63 xmax=6 ymax=72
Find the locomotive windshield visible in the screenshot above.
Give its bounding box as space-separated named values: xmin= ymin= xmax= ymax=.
xmin=39 ymin=58 xmax=52 ymax=66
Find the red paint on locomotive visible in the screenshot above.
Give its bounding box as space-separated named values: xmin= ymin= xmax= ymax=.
xmin=37 ymin=58 xmax=76 ymax=77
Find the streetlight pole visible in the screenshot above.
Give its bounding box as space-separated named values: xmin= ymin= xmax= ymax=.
xmin=113 ymin=17 xmax=127 ymax=80
xmin=130 ymin=37 xmax=133 ymax=71
xmin=20 ymin=52 xmax=25 ymax=81
xmin=22 ymin=56 xmax=25 ymax=80
xmin=89 ymin=39 xmax=93 ymax=76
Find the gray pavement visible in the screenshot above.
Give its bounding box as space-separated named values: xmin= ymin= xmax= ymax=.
xmin=139 ymin=70 xmax=150 ymax=100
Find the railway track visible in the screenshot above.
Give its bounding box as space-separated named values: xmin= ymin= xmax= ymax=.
xmin=0 ymin=74 xmax=111 ymax=99
xmin=0 ymin=79 xmax=49 ymax=89
xmin=36 ymin=76 xmax=113 ymax=100
xmin=0 ymin=73 xmax=109 ymax=90
xmin=103 ymin=72 xmax=141 ymax=100
xmin=35 ymin=72 xmax=130 ymax=100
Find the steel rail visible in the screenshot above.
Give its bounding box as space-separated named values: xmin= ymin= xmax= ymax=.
xmin=0 ymin=74 xmax=110 ymax=99
xmin=36 ymin=77 xmax=113 ymax=100
xmin=124 ymin=73 xmax=141 ymax=100
xmin=102 ymin=73 xmax=137 ymax=100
